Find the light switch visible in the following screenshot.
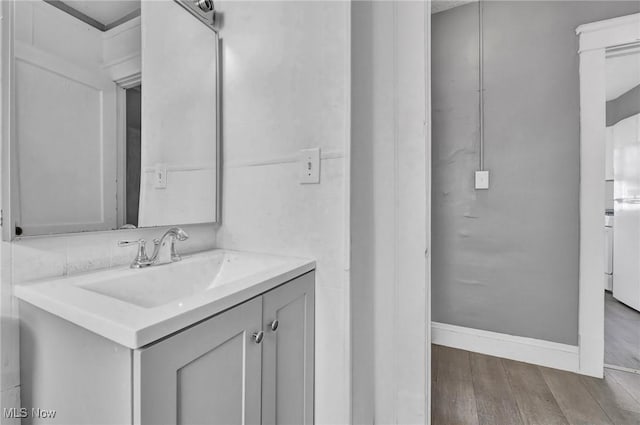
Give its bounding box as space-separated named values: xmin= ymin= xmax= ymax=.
xmin=475 ymin=170 xmax=489 ymax=190
xmin=300 ymin=148 xmax=320 ymax=184
xmin=155 ymin=164 xmax=167 ymax=189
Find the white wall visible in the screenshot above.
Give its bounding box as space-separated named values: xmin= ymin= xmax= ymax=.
xmin=10 ymin=1 xmax=143 ymax=237
xmin=138 ymin=0 xmax=217 ymax=227
xmin=351 ymin=2 xmax=430 ymax=424
xmin=14 ymin=1 xmax=118 ymax=235
xmin=213 ymin=1 xmax=350 ymax=423
xmin=102 ymin=17 xmax=141 ymax=82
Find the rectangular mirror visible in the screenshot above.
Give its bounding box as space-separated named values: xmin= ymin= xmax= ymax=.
xmin=4 ymin=0 xmax=219 ymax=239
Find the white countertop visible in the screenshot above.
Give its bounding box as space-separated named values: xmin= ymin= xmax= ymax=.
xmin=15 ymin=249 xmax=315 ymax=349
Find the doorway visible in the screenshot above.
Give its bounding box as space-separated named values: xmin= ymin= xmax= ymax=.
xmin=603 ymin=44 xmax=640 ymax=373
xmin=115 ymin=80 xmax=142 ymax=229
xmin=577 ymin=13 xmax=640 ymax=377
xmin=125 ymin=84 xmax=141 ymax=228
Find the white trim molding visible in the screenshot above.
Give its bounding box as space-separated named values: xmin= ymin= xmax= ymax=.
xmin=432 ymin=322 xmax=580 ymax=373
xmin=576 ymin=14 xmax=640 ymax=53
xmin=605 ymin=363 xmax=640 ymax=376
xmin=576 ymin=12 xmax=640 ymax=379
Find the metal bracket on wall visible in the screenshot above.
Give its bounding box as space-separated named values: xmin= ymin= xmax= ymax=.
xmin=174 ymin=0 xmax=219 ymax=32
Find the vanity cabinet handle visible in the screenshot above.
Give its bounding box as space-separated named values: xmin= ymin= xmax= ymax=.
xmin=270 ymin=320 xmax=279 ymax=332
xmin=252 ymin=331 xmax=264 ymax=344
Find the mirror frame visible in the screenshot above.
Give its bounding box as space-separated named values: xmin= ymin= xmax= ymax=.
xmin=0 ymin=0 xmax=222 ymax=241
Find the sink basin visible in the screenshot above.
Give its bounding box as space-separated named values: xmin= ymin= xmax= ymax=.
xmin=77 ymin=251 xmax=285 ymax=308
xmin=14 ymin=249 xmax=314 ymax=348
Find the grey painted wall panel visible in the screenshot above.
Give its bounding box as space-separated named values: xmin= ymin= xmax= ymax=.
xmin=607 ymin=83 xmax=640 ymax=126
xmin=432 ymin=1 xmax=640 ymax=345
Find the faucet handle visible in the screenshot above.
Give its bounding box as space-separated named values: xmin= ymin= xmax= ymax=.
xmin=118 ymin=239 xmax=143 ymax=247
xmin=118 ymin=239 xmax=150 ymax=267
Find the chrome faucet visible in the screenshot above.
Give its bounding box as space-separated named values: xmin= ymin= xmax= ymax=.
xmin=149 ymin=227 xmax=189 ymax=265
xmin=118 ymin=227 xmax=189 ymax=268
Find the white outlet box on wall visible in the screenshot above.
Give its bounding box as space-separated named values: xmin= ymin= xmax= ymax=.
xmin=154 ymin=164 xmax=167 ymax=189
xmin=475 ymin=170 xmax=490 ymax=190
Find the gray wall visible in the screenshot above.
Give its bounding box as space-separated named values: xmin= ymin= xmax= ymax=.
xmin=432 ymin=1 xmax=640 ymax=345
xmin=607 ymin=83 xmax=640 ymax=126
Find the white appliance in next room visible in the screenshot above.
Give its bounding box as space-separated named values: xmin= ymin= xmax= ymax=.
xmin=612 ymin=112 xmax=640 ymax=312
xmin=605 ymin=214 xmax=614 ymax=292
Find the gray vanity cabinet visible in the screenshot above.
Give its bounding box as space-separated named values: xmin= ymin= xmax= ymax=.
xmin=19 ymin=271 xmax=315 ymax=425
xmin=134 ymin=297 xmax=264 ymax=424
xmin=262 ymin=272 xmax=315 ymax=425
xmin=134 ymin=272 xmax=315 ymax=425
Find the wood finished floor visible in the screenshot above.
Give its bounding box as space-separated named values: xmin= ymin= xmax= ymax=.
xmin=605 ymin=292 xmax=640 ymax=370
xmin=432 ymin=345 xmax=640 ymax=425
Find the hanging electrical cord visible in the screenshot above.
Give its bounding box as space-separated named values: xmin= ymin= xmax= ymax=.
xmin=478 ymin=0 xmax=485 ymax=171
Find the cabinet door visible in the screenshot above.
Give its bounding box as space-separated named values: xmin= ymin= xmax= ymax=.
xmin=134 ymin=297 xmax=263 ymax=425
xmin=262 ymin=272 xmax=315 ymax=425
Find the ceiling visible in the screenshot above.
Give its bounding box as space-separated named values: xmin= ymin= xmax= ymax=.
xmin=431 ymin=0 xmax=477 ymax=14
xmin=606 ymin=49 xmax=640 ymax=101
xmin=57 ymin=0 xmax=140 ymax=29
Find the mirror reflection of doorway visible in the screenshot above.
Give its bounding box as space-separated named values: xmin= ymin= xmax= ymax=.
xmin=604 ymin=44 xmax=640 ymax=373
xmin=125 ymin=85 xmax=141 ymax=228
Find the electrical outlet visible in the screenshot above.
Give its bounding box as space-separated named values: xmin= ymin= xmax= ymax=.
xmin=154 ymin=164 xmax=167 ymax=189
xmin=300 ymin=148 xmax=320 ymax=184
xmin=475 ymin=170 xmax=489 ymax=190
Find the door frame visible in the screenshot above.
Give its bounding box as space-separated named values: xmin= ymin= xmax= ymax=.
xmin=576 ymin=13 xmax=640 ymax=378
xmin=115 ymin=74 xmax=142 ymax=228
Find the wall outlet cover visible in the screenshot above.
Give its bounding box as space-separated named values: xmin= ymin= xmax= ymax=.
xmin=475 ymin=170 xmax=489 ymax=190
xmin=300 ymin=148 xmax=320 ymax=184
xmin=154 ymin=164 xmax=168 ymax=189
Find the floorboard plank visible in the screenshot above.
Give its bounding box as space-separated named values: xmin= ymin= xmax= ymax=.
xmin=609 ymin=369 xmax=640 ymax=406
xmin=581 ymin=370 xmax=640 ymax=425
xmin=431 ymin=345 xmax=479 ymax=425
xmin=606 ymin=293 xmax=640 ymax=370
xmin=541 ymin=366 xmax=613 ymax=425
xmin=432 ymin=345 xmax=640 ymax=425
xmin=469 ymin=352 xmax=524 ymax=425
xmin=502 ymin=359 xmax=570 ymax=425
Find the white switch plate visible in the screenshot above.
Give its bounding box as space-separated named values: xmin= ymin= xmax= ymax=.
xmin=300 ymin=148 xmax=320 ymax=184
xmin=155 ymin=164 xmax=167 ymax=189
xmin=475 ymin=170 xmax=489 ymax=190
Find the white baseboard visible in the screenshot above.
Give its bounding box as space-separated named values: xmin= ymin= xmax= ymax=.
xmin=605 ymin=363 xmax=640 ymax=375
xmin=432 ymin=322 xmax=580 ymax=373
